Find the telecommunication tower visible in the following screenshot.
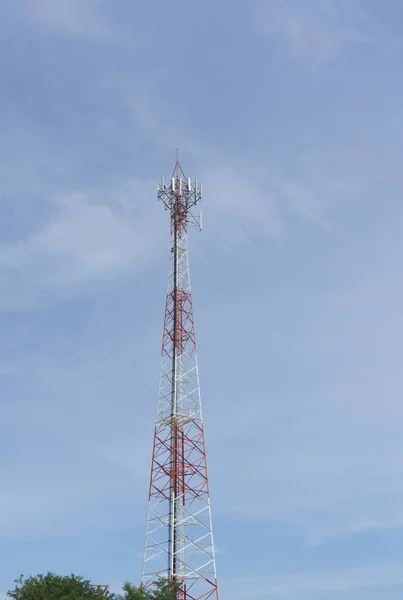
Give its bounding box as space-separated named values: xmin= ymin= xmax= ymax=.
xmin=142 ymin=155 xmax=218 ymax=600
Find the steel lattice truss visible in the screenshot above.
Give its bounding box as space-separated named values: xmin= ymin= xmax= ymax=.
xmin=142 ymin=160 xmax=218 ymax=600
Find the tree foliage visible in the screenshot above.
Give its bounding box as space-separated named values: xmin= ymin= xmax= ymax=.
xmin=7 ymin=573 xmax=115 ymax=600
xmin=7 ymin=573 xmax=180 ymax=600
xmin=117 ymin=579 xmax=180 ymax=600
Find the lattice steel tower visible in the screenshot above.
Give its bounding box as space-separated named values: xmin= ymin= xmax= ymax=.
xmin=142 ymin=156 xmax=218 ymax=600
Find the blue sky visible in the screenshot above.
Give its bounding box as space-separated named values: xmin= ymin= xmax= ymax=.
xmin=0 ymin=0 xmax=403 ymax=598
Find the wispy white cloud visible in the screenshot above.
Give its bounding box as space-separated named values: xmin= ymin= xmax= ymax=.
xmin=99 ymin=70 xmax=215 ymax=160
xmin=202 ymin=165 xmax=283 ymax=247
xmin=0 ymin=150 xmax=345 ymax=307
xmin=200 ymin=151 xmax=353 ymax=250
xmin=230 ymin=563 xmax=403 ymax=597
xmin=253 ymin=0 xmax=381 ymax=62
xmin=306 ymin=514 xmax=403 ymax=547
xmin=0 ymin=178 xmax=162 ymax=294
xmin=23 ymin=0 xmax=113 ymax=39
xmin=197 ymin=218 xmax=403 ymax=547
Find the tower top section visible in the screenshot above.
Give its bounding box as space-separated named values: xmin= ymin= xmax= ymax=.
xmin=157 ymin=151 xmax=202 ymax=235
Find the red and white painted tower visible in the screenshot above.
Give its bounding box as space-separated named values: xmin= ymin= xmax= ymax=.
xmin=142 ymin=156 xmax=218 ymax=600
